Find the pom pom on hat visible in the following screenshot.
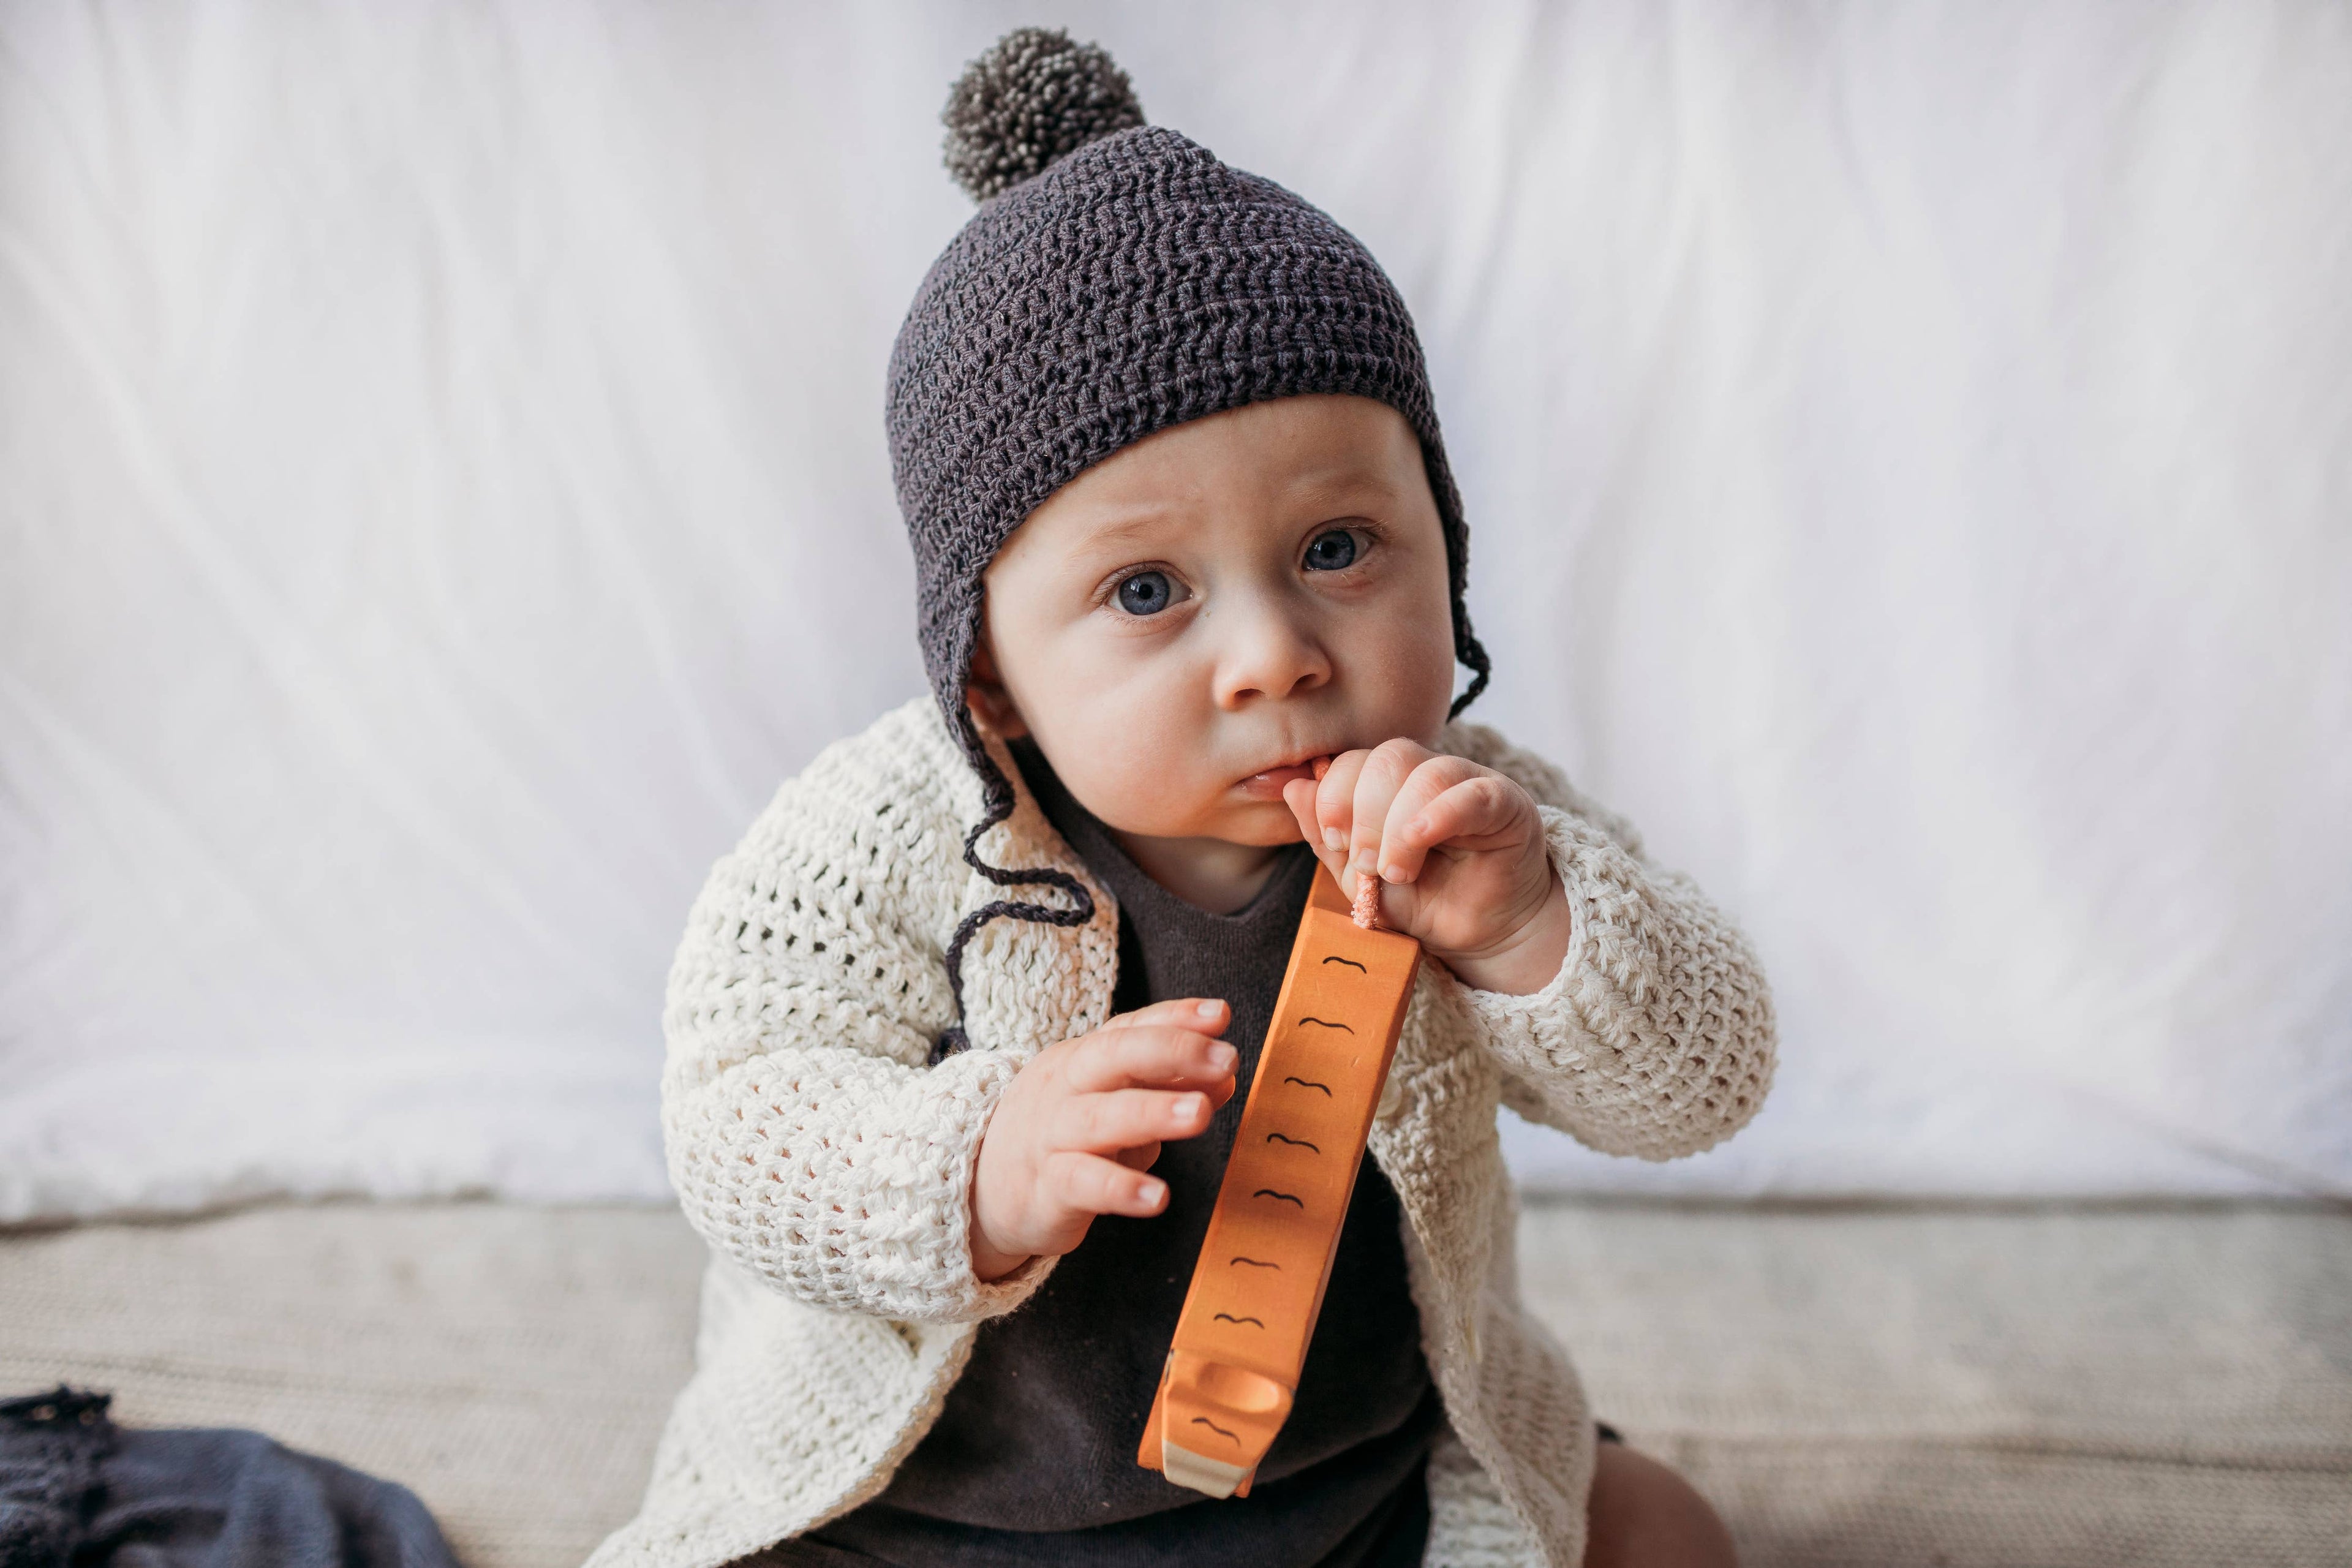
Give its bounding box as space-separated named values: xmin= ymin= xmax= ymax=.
xmin=941 ymin=28 xmax=1145 ymax=201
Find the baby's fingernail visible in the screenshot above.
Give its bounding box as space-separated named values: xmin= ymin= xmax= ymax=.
xmin=1196 ymin=998 xmax=1221 ymax=1018
xmin=1173 ymin=1095 xmax=1204 ymax=1125
xmin=1140 ymin=1180 xmax=1165 ymax=1205
xmin=1322 ymin=828 xmax=1345 ymax=852
xmin=1208 ymin=1044 xmax=1237 ymax=1073
xmin=1353 ymin=850 xmax=1378 ymax=877
xmin=1381 ymin=864 xmax=1403 ymax=883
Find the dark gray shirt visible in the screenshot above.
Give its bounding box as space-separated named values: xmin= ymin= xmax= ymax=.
xmin=795 ymin=741 xmax=1438 ymax=1568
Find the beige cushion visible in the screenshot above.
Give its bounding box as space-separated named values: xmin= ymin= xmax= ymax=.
xmin=4 ymin=1200 xmax=2345 ymax=1567
xmin=1517 ymin=1203 xmax=2352 ymax=1566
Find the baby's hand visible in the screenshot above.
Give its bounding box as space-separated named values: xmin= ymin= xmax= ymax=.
xmin=969 ymin=998 xmax=1237 ymax=1281
xmin=1283 ymin=740 xmax=1572 ymax=995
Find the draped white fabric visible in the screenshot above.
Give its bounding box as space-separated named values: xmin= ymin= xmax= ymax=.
xmin=3 ymin=1 xmax=2346 ymax=1221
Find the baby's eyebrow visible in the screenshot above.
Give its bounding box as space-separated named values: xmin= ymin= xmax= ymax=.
xmin=1069 ymin=511 xmax=1184 ymax=551
xmin=1046 ymin=513 xmax=1193 ymax=581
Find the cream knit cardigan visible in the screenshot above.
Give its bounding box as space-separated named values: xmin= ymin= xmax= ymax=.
xmin=589 ymin=699 xmax=1774 ymax=1568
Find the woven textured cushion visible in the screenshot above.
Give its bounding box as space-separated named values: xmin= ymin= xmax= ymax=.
xmin=2 ymin=1200 xmax=2345 ymax=1568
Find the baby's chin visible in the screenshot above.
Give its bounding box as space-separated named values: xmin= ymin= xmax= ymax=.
xmin=1199 ymin=795 xmax=1321 ymax=848
xmin=1091 ymin=793 xmax=1311 ymax=850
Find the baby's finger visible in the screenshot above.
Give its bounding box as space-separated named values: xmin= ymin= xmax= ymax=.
xmin=1389 ymin=774 xmax=1530 ymax=875
xmin=1099 ymin=996 xmax=1229 ymax=1036
xmin=1284 ymin=777 xmax=1350 ymax=889
xmin=1310 ymin=749 xmax=1371 ymax=861
xmin=1055 ymin=1085 xmax=1215 ymax=1155
xmin=1067 ymin=1021 xmax=1237 ymax=1095
xmin=1281 ymin=775 xmax=1321 ymax=848
xmin=1347 ymin=739 xmax=1434 ymax=896
xmin=1043 ymin=1148 xmax=1167 ymax=1218
xmin=1374 ymin=758 xmax=1491 ymax=883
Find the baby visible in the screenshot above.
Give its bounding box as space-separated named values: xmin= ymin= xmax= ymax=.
xmin=593 ymin=30 xmax=1773 ymax=1568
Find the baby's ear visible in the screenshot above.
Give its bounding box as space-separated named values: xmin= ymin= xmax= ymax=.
xmin=965 ymin=642 xmax=1030 ymax=740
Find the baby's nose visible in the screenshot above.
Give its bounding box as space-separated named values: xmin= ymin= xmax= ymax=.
xmin=1212 ymin=603 xmax=1331 ymax=707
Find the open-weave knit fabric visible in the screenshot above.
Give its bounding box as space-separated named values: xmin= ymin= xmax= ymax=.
xmin=590 ymin=699 xmax=1775 ymax=1568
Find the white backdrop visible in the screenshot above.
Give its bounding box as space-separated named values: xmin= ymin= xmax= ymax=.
xmin=4 ymin=0 xmax=2348 ymax=1223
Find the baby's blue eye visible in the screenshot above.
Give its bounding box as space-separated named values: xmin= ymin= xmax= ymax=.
xmin=1304 ymin=529 xmax=1359 ymax=571
xmin=1117 ymin=570 xmax=1174 ymax=615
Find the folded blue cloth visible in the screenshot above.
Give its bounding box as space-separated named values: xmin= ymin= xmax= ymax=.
xmin=0 ymin=1389 xmax=458 ymax=1568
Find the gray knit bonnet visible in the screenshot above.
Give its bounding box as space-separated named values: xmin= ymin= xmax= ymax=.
xmin=889 ymin=28 xmax=1490 ymax=1049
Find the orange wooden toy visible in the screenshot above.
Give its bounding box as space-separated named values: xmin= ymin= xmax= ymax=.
xmin=1136 ymin=865 xmax=1420 ymax=1498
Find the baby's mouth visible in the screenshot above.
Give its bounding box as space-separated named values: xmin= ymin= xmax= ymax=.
xmin=1235 ymin=755 xmax=1335 ymax=801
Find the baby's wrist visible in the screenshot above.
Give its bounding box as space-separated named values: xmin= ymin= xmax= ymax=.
xmin=968 ymin=1140 xmax=1029 ymax=1282
xmin=970 ymin=1228 xmax=1031 ymax=1283
xmin=1433 ymin=881 xmax=1572 ymax=996
xmin=968 ymin=1181 xmax=1033 ymax=1281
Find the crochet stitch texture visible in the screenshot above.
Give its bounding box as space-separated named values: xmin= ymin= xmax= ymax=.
xmin=888 ymin=123 xmax=1490 ymax=777
xmin=940 ymin=28 xmax=1145 ymax=202
xmin=888 ymin=32 xmax=1496 ymax=1030
xmin=589 ymin=700 xmax=1775 ymax=1568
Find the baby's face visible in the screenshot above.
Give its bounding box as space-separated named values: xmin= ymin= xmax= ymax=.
xmin=973 ymin=394 xmax=1458 ymax=850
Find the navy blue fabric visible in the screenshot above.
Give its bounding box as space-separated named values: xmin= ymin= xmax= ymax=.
xmin=0 ymin=1389 xmax=457 ymax=1568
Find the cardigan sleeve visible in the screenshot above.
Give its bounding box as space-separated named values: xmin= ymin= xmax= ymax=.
xmin=657 ymin=736 xmax=1054 ymax=1324
xmin=1436 ymin=724 xmax=1777 ymax=1160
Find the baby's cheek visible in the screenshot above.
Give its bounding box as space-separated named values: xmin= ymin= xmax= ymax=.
xmin=1107 ymin=759 xmax=1193 ymax=832
xmin=1057 ymin=736 xmax=1214 ymax=836
xmin=1357 ymin=631 xmax=1458 ymax=743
